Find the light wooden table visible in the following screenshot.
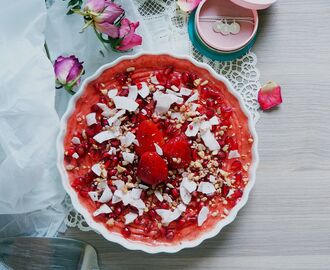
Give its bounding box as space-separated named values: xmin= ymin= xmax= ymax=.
xmin=64 ymin=1 xmax=330 ymax=269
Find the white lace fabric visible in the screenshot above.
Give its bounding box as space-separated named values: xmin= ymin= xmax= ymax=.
xmin=64 ymin=0 xmax=260 ymax=232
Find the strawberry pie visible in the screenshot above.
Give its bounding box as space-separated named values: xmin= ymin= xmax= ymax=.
xmin=63 ymin=55 xmax=254 ymax=245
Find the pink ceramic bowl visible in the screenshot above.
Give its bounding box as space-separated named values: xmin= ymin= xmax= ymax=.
xmin=195 ymin=0 xmax=259 ymax=52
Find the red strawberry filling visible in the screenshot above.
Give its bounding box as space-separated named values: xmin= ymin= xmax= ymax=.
xmin=63 ymin=55 xmax=254 ymax=245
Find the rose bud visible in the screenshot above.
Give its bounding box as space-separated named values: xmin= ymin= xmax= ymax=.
xmin=54 ymin=55 xmax=84 ymax=94
xmin=177 ymin=0 xmax=202 ymax=12
xmin=83 ymin=0 xmax=124 ymax=38
xmin=115 ymin=18 xmax=142 ymax=51
xmin=258 ymin=81 xmax=283 ymax=110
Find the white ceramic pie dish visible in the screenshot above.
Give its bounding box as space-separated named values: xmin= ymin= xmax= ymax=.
xmin=56 ymin=52 xmax=259 ymax=253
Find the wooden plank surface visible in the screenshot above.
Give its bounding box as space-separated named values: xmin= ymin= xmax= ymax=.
xmin=64 ymin=1 xmax=330 ymax=269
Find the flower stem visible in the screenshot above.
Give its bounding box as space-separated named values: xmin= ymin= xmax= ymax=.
xmin=44 ymin=42 xmax=51 ymax=60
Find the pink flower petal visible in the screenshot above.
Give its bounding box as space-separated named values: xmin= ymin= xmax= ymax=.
xmin=54 ymin=55 xmax=84 ymax=86
xmin=117 ymin=34 xmax=142 ymax=51
xmin=84 ymin=0 xmax=105 ymax=13
xmin=95 ymin=22 xmax=119 ymax=38
xmin=116 ymin=18 xmax=142 ymax=51
xmin=94 ymin=2 xmax=124 ymax=24
xmin=258 ymin=81 xmax=283 ymax=110
xmin=177 ymin=0 xmax=201 ymax=12
xmin=54 ymin=56 xmax=75 ymax=84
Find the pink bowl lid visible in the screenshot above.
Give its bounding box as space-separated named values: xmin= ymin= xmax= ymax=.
xmin=230 ymin=0 xmax=277 ymax=10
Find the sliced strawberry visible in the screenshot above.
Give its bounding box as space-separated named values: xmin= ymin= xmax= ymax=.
xmin=135 ymin=120 xmax=165 ymax=156
xmin=163 ymin=135 xmax=192 ymax=169
xmin=258 ymin=81 xmax=283 ymax=110
xmin=137 ymin=152 xmax=168 ymax=185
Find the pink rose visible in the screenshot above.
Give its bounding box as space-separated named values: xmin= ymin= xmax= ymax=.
xmin=54 ymin=55 xmax=84 ymax=93
xmin=177 ymin=0 xmax=202 ymax=12
xmin=84 ymin=0 xmax=124 ymax=38
xmin=116 ymin=18 xmax=142 ymax=51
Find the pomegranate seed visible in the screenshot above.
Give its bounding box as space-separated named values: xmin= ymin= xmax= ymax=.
xmin=122 ymin=227 xmax=131 ymax=237
xmin=134 ymin=218 xmax=141 ymax=225
xmin=76 ymin=146 xmax=85 ymax=156
xmin=217 ymin=151 xmax=226 ymax=159
xmin=114 ymin=206 xmax=122 ymax=216
xmin=178 ymin=218 xmax=185 ymax=227
xmin=171 ymin=188 xmax=179 ymax=198
xmin=111 ymin=140 xmax=120 ymax=147
xmin=109 ymin=185 xmax=116 ymax=193
xmin=191 ymin=191 xmax=198 ymax=197
xmin=230 ymin=189 xmax=243 ymax=201
xmin=231 ymin=160 xmax=242 ymax=172
xmin=170 ymin=77 xmax=180 ymax=87
xmin=198 ymin=201 xmax=204 ymax=210
xmin=165 ymin=230 xmax=174 ymax=240
xmin=187 ymin=216 xmax=197 ymax=223
xmin=221 ymin=106 xmax=233 ymax=119
xmin=91 ymin=104 xmax=100 ymax=112
xmin=111 ymin=156 xmax=119 ymax=165
xmin=149 ymin=209 xmax=156 ymax=219
xmin=108 ymin=169 xmax=117 ymax=176
xmin=161 ymin=202 xmax=169 ymax=209
xmin=222 ymin=185 xmax=230 ymax=197
xmin=164 ymin=66 xmax=174 ymax=75
xmin=234 ymin=172 xmax=243 ymax=186
xmin=205 ymin=109 xmax=214 ymax=118
xmin=206 ymin=99 xmax=215 ymax=107
xmin=65 ymin=148 xmax=75 ymax=156
xmin=104 ymin=160 xmax=111 ymax=169
xmin=181 ymin=72 xmax=190 ymax=84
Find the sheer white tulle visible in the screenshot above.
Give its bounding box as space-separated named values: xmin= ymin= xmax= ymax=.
xmin=62 ymin=0 xmax=261 ymax=231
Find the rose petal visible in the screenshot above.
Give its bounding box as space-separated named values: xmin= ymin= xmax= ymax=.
xmin=177 ymin=0 xmax=202 ymax=12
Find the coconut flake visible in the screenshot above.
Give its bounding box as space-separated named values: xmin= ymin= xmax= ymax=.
xmin=72 ymin=152 xmax=79 ymax=159
xmin=181 ymin=177 xmax=197 ymax=193
xmin=113 ymin=96 xmax=139 ymax=112
xmin=201 ymin=129 xmax=220 ymax=151
xmin=171 ymin=112 xmax=182 ymax=121
xmin=150 ymin=76 xmax=159 ymax=85
xmin=138 ymin=184 xmax=149 ymax=190
xmin=98 ymin=185 xmax=113 ymax=203
xmin=93 ymin=204 xmax=112 ymax=216
xmin=155 ymin=206 xmax=184 ymax=225
xmin=122 ymin=152 xmax=135 ymax=164
xmin=108 ymin=109 xmax=126 ymax=126
xmin=86 ymin=113 xmax=97 ymax=126
xmin=88 ymin=191 xmax=99 ymax=202
xmin=180 ymin=87 xmax=192 ymax=96
xmin=131 ymin=188 xmax=142 ymax=200
xmin=120 ymin=132 xmax=136 ymax=147
xmin=128 ymin=85 xmax=138 ymax=100
xmin=108 ymin=147 xmax=116 ymax=155
xmin=209 ymin=116 xmax=220 ymax=126
xmin=190 ymin=103 xmax=199 ymax=112
xmin=166 ymin=89 xmax=182 ymax=97
xmin=93 ymin=130 xmax=118 ymax=143
xmin=197 ymin=182 xmax=216 ymax=195
xmin=177 ymin=203 xmax=187 ymax=212
xmin=113 ymin=180 xmax=125 ymax=190
xmin=200 ymin=121 xmax=212 ymax=133
xmin=91 ymin=163 xmax=102 ymax=176
xmin=130 ymin=199 xmax=146 ymax=211
xmin=107 ymin=88 xmax=118 ymax=99
xmin=180 ymin=185 xmax=192 ymax=205
xmin=154 ymin=143 xmax=163 ymax=156
xmin=228 ymin=150 xmax=241 ymax=159
xmin=209 ymin=175 xmax=216 ymax=183
xmin=185 ymin=92 xmax=199 ymax=104
xmin=154 ymin=190 xmax=164 ymax=202
xmin=153 ymin=91 xmax=182 ymax=114
xmin=97 ymin=103 xmax=113 ymax=117
xmin=185 ymin=122 xmax=200 ymax=137
xmin=138 ymin=82 xmax=150 ymax=98
xmin=71 ymin=137 xmax=81 ymax=145
xmin=163 ymin=193 xmax=173 ymax=203
xmin=124 ymin=212 xmax=138 ymax=225
xmin=198 ymin=206 xmax=209 ymax=226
